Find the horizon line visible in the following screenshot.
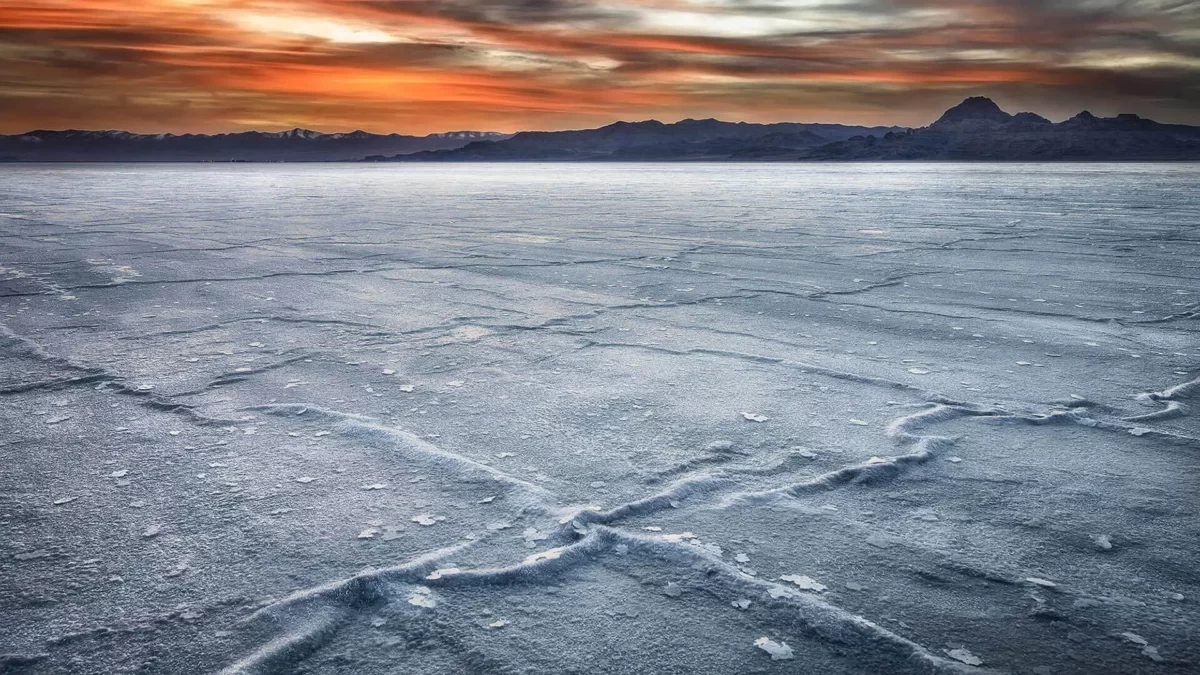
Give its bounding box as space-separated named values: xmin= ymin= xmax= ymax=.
xmin=0 ymin=106 xmax=1156 ymax=139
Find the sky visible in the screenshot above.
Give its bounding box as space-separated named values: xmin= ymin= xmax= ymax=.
xmin=1 ymin=0 xmax=1199 ymax=134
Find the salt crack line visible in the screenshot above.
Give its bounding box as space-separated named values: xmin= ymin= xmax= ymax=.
xmin=718 ymin=404 xmax=998 ymax=507
xmin=552 ymin=474 xmax=736 ymax=541
xmin=172 ymin=353 xmax=315 ymax=398
xmin=1124 ymin=400 xmax=1187 ymax=422
xmin=245 ymin=404 xmax=554 ymax=510
xmin=984 ymin=409 xmax=1199 ymax=447
xmin=579 ymin=341 xmax=951 ymax=401
xmin=1138 ymin=374 xmax=1200 ymax=402
xmin=1130 ymin=374 xmax=1199 ymax=423
xmin=220 ymin=543 xmax=470 ymax=675
xmin=0 ymin=322 xmax=242 ymax=425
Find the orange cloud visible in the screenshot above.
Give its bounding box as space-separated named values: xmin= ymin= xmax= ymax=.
xmin=1 ymin=0 xmax=1198 ymax=133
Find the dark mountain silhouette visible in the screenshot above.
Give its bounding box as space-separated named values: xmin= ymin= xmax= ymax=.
xmin=378 ymin=97 xmax=1200 ymax=161
xmin=3 ymin=98 xmax=1199 ymax=162
xmin=805 ymin=99 xmax=1200 ymax=161
xmin=0 ymin=129 xmax=510 ymax=162
xmin=372 ymin=119 xmax=901 ymax=161
xmin=931 ymin=96 xmax=1016 ymax=127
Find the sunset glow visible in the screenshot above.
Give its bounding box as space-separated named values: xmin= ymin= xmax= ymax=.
xmin=1 ymin=0 xmax=1198 ymax=133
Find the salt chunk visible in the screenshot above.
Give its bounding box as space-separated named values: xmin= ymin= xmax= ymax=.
xmin=295 ymin=476 xmax=317 ymax=484
xmin=908 ymin=368 xmax=931 ymax=375
xmin=53 ymin=497 xmax=77 ymax=505
xmin=944 ymin=648 xmax=983 ymax=666
xmin=426 ymin=567 xmax=461 ymax=579
xmin=735 ymin=553 xmax=750 ymax=563
xmin=780 ymin=574 xmax=826 ymax=592
xmin=732 ymin=599 xmax=752 ymax=610
xmin=357 ymin=528 xmax=379 ymax=539
xmin=741 ymin=412 xmax=769 ymax=423
xmin=525 ymin=547 xmax=565 ymax=563
xmin=142 ymin=524 xmax=162 ymax=539
xmin=412 ymin=514 xmax=437 ymax=526
xmin=848 ymin=419 xmax=869 ymax=426
xmin=362 ymin=483 xmax=387 ymax=490
xmin=1120 ymin=632 xmax=1148 ymax=646
xmin=754 ymin=637 xmax=794 ymax=661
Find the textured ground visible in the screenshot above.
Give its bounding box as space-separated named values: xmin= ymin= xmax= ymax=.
xmin=0 ymin=163 xmax=1197 ymax=675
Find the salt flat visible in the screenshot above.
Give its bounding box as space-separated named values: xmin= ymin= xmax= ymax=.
xmin=0 ymin=163 xmax=1197 ymax=674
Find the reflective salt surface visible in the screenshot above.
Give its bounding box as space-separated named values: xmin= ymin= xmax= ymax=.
xmin=1 ymin=163 xmax=1198 ymax=674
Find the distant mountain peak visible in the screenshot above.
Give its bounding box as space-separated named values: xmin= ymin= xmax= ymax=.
xmin=932 ymin=96 xmax=1013 ymax=127
xmin=280 ymin=128 xmax=321 ymax=139
xmin=1012 ymin=112 xmax=1052 ymax=125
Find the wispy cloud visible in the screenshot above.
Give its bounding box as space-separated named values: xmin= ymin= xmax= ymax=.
xmin=1 ymin=0 xmax=1198 ymax=132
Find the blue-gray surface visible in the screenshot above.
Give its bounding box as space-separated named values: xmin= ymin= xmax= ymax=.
xmin=1 ymin=164 xmax=1197 ymax=674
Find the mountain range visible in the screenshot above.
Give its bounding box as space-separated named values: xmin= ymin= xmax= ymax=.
xmin=3 ymin=97 xmax=1199 ymax=162
xmin=0 ymin=129 xmax=510 ymax=162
